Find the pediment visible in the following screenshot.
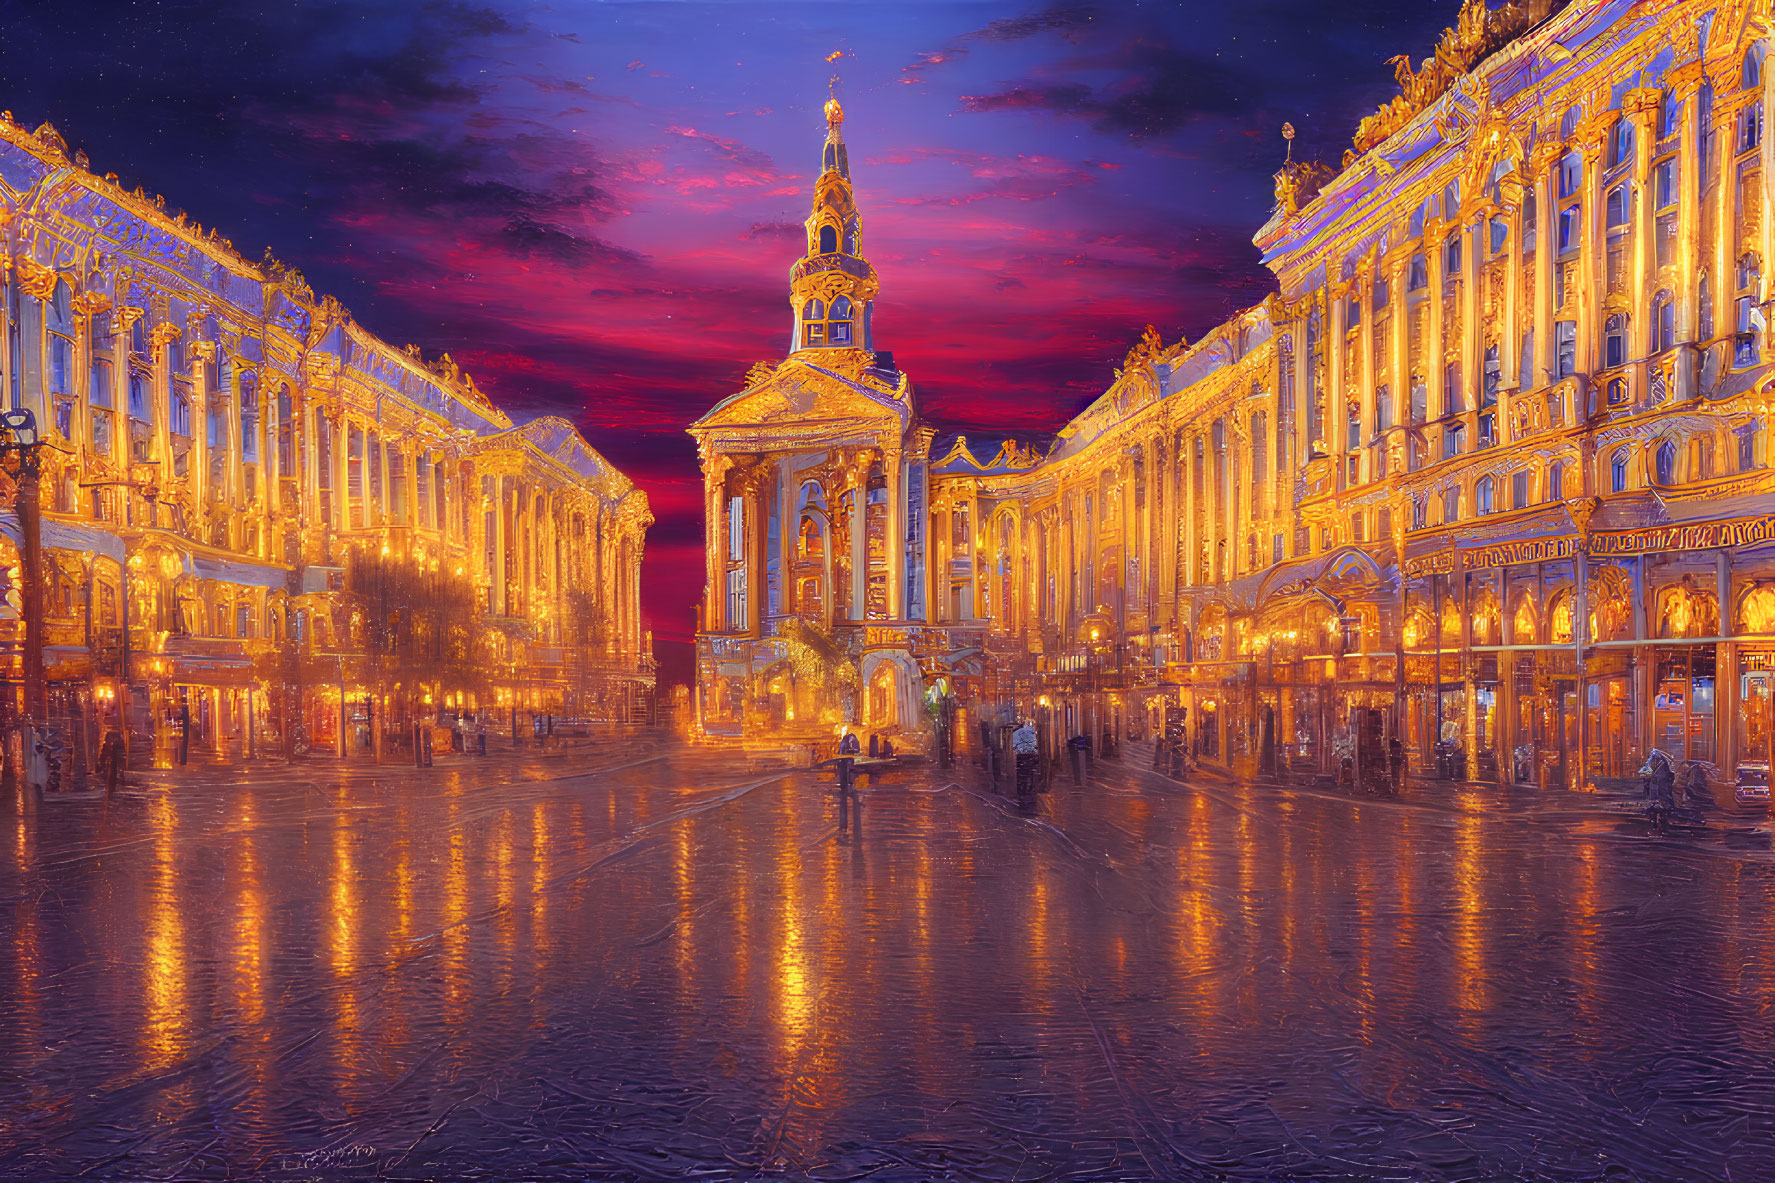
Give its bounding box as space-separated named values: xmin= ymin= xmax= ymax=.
xmin=691 ymin=354 xmax=907 ymax=440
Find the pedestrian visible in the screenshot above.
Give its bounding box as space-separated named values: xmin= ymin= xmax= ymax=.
xmin=1641 ymin=749 xmax=1675 ymax=835
xmin=1012 ymin=717 xmax=1039 ymax=799
xmin=837 ymin=727 xmax=860 ymax=793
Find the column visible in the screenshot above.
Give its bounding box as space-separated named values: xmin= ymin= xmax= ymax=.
xmin=1628 ymin=88 xmax=1660 ymax=382
xmin=1531 ymin=145 xmax=1559 ymax=392
xmin=886 ymin=448 xmax=905 ymax=619
xmin=1673 ymin=64 xmax=1705 ymax=395
xmin=1578 ymin=123 xmax=1608 ymax=378
xmin=1425 ymin=218 xmax=1446 ymax=420
xmin=1328 ymin=282 xmax=1350 ymax=489
xmin=492 ymin=475 xmax=507 ymax=617
xmin=849 ymin=462 xmax=866 ymax=621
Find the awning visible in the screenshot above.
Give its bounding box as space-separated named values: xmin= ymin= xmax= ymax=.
xmin=0 ymin=516 xmax=128 ymax=562
xmin=192 ymin=555 xmax=293 ymax=591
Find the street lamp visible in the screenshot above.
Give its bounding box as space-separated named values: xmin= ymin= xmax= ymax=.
xmin=0 ymin=408 xmax=47 ymax=733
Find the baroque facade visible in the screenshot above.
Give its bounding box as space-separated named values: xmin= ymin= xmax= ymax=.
xmin=697 ymin=0 xmax=1775 ymax=796
xmin=0 ymin=114 xmax=652 ymax=769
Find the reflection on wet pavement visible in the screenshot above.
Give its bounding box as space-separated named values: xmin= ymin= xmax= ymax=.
xmin=1 ymin=745 xmax=1771 ymax=1180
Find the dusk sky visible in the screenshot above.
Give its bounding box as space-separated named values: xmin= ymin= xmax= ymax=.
xmin=0 ymin=0 xmax=1460 ymax=684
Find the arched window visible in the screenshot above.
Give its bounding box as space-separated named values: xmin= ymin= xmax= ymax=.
xmin=1408 ymin=253 xmax=1427 ymax=290
xmin=47 ymin=279 xmax=73 ymax=403
xmin=828 ymin=296 xmax=853 ymax=346
xmin=277 ymin=384 xmax=295 ymax=472
xmin=1611 ymin=118 xmax=1634 ymax=169
xmin=1661 ymin=93 xmax=1682 ymax=139
xmin=801 ymin=298 xmax=826 ymax=347
xmin=1654 ymin=293 xmax=1676 ymax=352
xmin=1746 ymin=43 xmax=1765 ymax=90
xmin=240 ymin=373 xmax=260 ymax=466
xmin=1607 ymin=376 xmax=1628 ymax=407
xmin=1655 ymin=439 xmax=1677 ymax=485
xmin=818 ymin=225 xmax=838 ymax=254
xmin=1604 ymin=313 xmax=1627 ymax=369
xmin=1560 ymin=106 xmax=1580 ymax=141
xmin=1475 ymin=475 xmax=1494 ymax=516
xmin=1548 ymin=460 xmax=1565 ymax=501
xmin=1610 ymin=448 xmax=1629 ymax=493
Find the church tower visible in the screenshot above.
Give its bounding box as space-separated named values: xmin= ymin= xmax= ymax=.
xmin=789 ymin=96 xmax=879 ymax=354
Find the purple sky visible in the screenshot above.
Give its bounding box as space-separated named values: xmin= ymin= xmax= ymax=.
xmin=1 ymin=0 xmax=1464 ymax=684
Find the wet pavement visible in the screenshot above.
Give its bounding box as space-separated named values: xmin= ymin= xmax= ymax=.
xmin=2 ymin=739 xmax=1773 ymax=1181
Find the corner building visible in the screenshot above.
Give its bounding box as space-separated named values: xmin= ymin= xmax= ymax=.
xmin=0 ymin=115 xmax=652 ymax=768
xmin=704 ymin=0 xmax=1775 ymax=794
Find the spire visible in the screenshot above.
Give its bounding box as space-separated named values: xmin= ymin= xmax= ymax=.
xmin=788 ymin=92 xmax=878 ymax=353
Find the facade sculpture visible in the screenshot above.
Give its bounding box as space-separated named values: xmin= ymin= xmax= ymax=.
xmin=0 ymin=114 xmax=652 ymax=770
xmin=697 ymin=0 xmax=1775 ymax=796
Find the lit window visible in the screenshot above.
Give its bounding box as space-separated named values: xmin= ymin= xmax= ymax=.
xmin=1604 ymin=314 xmax=1627 ymax=369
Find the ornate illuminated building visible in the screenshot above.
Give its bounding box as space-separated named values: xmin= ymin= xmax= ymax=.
xmin=0 ymin=114 xmax=652 ymax=768
xmin=699 ymin=0 xmax=1775 ymax=795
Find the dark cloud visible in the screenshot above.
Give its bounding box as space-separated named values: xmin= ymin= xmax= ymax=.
xmin=974 ymin=1 xmax=1098 ymax=42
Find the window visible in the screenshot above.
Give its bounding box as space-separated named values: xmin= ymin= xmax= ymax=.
xmin=1442 ymin=181 xmax=1460 ymax=219
xmin=240 ymin=377 xmax=259 ymax=464
xmin=1655 ymin=295 xmax=1676 ymax=352
xmin=1661 ymin=94 xmax=1681 ymax=140
xmin=1408 ymin=253 xmax=1428 ymax=290
xmin=828 ymin=296 xmax=854 ymax=346
xmin=1555 ymin=320 xmax=1577 ymax=378
xmin=1489 ymin=217 xmax=1508 ymax=255
xmin=818 ymin=225 xmax=838 ymax=254
xmin=1746 ymin=43 xmax=1765 ymax=90
xmin=1346 ymin=296 xmax=1360 ymax=329
xmin=1611 ymin=118 xmax=1634 ymax=169
xmin=170 ymin=393 xmax=190 ymax=437
xmin=1349 ymin=513 xmax=1365 ymax=542
xmin=1696 ymin=436 xmax=1714 ymax=481
xmin=1444 ymin=230 xmax=1462 ymax=275
xmin=1442 ymin=486 xmax=1460 ymax=524
xmin=90 ymin=359 xmax=113 ymax=455
xmin=1559 ymin=151 xmax=1582 ymax=198
xmin=1739 ymin=423 xmax=1761 ymax=471
xmin=1409 ymin=200 xmax=1428 ymax=239
xmin=1558 ymin=205 xmax=1581 ymax=254
xmin=1742 ymin=100 xmax=1764 ymax=155
xmin=801 ymin=298 xmax=826 ymax=347
xmin=1475 ymin=475 xmax=1494 ymax=515
xmin=1375 ymin=387 xmax=1392 ymax=432
xmin=1701 ymin=273 xmax=1715 ymax=340
xmin=1611 ymin=449 xmax=1629 ymax=492
xmin=1412 ymin=495 xmax=1427 ymax=530
xmin=1482 ymin=345 xmax=1500 ymax=406
xmin=1512 ymin=469 xmax=1530 ymax=509
xmin=1478 ymin=412 xmax=1495 ymax=448
xmin=1605 ymin=184 xmax=1627 ymax=229
xmin=1655 ymin=158 xmax=1677 ymax=209
xmin=1604 ymin=314 xmax=1627 ymax=369
xmin=1523 ymin=191 xmax=1538 ymax=254
xmin=1443 ymin=422 xmax=1464 ymax=460
xmin=1561 ymin=106 xmax=1580 ymax=142
xmin=1549 ymin=460 xmax=1565 ymax=501
xmin=47 ymin=281 xmax=72 ymax=399
xmin=1607 ymin=376 xmax=1629 ymax=407
xmin=1443 ymin=361 xmax=1463 ymax=415
xmin=1655 ymin=440 xmax=1676 ymax=485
